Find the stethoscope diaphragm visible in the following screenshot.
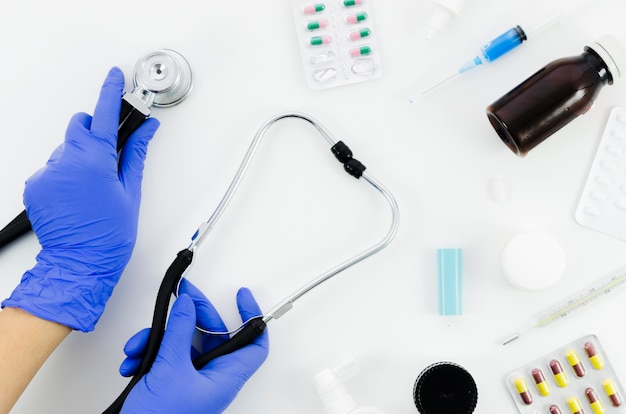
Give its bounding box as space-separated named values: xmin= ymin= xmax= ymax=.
xmin=133 ymin=49 xmax=193 ymax=107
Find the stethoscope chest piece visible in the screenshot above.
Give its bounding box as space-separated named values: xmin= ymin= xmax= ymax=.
xmin=133 ymin=49 xmax=193 ymax=107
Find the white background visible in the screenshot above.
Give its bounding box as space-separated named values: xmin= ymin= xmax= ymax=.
xmin=1 ymin=0 xmax=626 ymax=413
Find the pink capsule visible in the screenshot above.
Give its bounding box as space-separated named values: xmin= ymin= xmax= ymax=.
xmin=348 ymin=27 xmax=371 ymax=40
xmin=346 ymin=12 xmax=367 ymax=24
xmin=304 ymin=3 xmax=325 ymax=14
xmin=306 ymin=19 xmax=329 ymax=31
xmin=310 ymin=35 xmax=331 ymax=46
xmin=350 ymin=45 xmax=371 ymax=57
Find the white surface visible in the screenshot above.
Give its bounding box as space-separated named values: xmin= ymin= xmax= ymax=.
xmin=1 ymin=0 xmax=626 ymax=413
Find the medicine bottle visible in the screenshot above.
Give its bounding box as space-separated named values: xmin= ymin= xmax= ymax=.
xmin=486 ymin=34 xmax=626 ymax=157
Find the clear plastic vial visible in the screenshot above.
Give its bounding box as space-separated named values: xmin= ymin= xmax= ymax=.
xmin=314 ymin=359 xmax=386 ymax=414
xmin=486 ymin=34 xmax=626 ymax=157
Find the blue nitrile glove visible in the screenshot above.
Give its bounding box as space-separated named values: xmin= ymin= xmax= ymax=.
xmin=119 ymin=278 xmax=269 ymax=414
xmin=1 ymin=67 xmax=160 ymax=332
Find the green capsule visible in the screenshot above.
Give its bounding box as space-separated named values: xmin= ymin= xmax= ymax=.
xmin=350 ymin=45 xmax=371 ymax=57
xmin=344 ymin=0 xmax=364 ymax=6
xmin=346 ymin=12 xmax=367 ymax=24
xmin=310 ymin=35 xmax=331 ymax=46
xmin=307 ymin=19 xmax=328 ymax=31
xmin=348 ymin=28 xmax=370 ymax=40
xmin=304 ymin=3 xmax=325 ymax=14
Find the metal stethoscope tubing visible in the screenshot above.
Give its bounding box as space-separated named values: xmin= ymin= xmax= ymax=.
xmin=103 ymin=112 xmax=399 ymax=413
xmin=0 ymin=49 xmax=193 ymax=250
xmin=187 ymin=112 xmax=400 ymax=324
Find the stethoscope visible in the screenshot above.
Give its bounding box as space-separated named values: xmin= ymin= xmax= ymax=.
xmin=0 ymin=49 xmax=193 ymax=248
xmin=0 ymin=49 xmax=400 ymax=413
xmin=103 ymin=110 xmax=400 ymax=413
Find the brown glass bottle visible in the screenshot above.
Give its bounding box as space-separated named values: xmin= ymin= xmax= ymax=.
xmin=486 ymin=35 xmax=624 ymax=157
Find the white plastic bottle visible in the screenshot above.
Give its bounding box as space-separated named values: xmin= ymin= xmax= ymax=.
xmin=313 ymin=359 xmax=386 ymax=414
xmin=426 ymin=0 xmax=467 ymax=40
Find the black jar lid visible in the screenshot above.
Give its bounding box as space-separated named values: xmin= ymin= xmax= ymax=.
xmin=413 ymin=361 xmax=478 ymax=414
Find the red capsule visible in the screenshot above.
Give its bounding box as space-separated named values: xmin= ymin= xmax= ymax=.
xmin=549 ymin=404 xmax=563 ymax=414
xmin=531 ymin=368 xmax=550 ymax=396
xmin=584 ymin=342 xmax=604 ymax=370
xmin=513 ymin=376 xmax=533 ymax=405
xmin=585 ymin=387 xmax=605 ymax=413
xmin=566 ymin=350 xmax=586 ymax=378
xmin=549 ymin=359 xmax=569 ymax=387
xmin=603 ymin=379 xmax=623 ymax=407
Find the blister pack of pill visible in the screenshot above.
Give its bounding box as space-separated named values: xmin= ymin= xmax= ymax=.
xmin=575 ymin=106 xmax=626 ymax=241
xmin=506 ymin=334 xmax=625 ymax=413
xmin=291 ymin=0 xmax=383 ymax=90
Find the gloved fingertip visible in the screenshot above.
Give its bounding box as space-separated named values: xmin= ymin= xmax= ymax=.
xmin=237 ymin=286 xmax=252 ymax=298
xmin=178 ymin=278 xmax=205 ymax=300
xmin=236 ymin=287 xmax=256 ymax=305
xmin=169 ymin=294 xmax=196 ymax=323
xmin=122 ymin=327 xmax=151 ymax=357
xmin=119 ymin=358 xmax=140 ymax=377
xmin=236 ymin=287 xmax=263 ymax=319
xmin=69 ymin=112 xmax=92 ymax=130
xmin=135 ymin=117 xmax=160 ymax=145
xmin=104 ymin=66 xmax=125 ymax=86
xmin=161 ymin=294 xmax=197 ymax=348
xmin=145 ymin=116 xmax=161 ymax=130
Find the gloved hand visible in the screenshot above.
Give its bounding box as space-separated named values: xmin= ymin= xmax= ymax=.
xmin=119 ymin=278 xmax=269 ymax=414
xmin=1 ymin=67 xmax=160 ymax=332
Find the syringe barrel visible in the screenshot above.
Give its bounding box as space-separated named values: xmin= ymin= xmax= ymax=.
xmin=481 ymin=26 xmax=527 ymax=62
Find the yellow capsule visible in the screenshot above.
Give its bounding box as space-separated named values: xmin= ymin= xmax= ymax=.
xmin=550 ymin=359 xmax=569 ymax=388
xmin=513 ymin=376 xmax=533 ymax=405
xmin=585 ymin=387 xmax=606 ymax=414
xmin=584 ymin=342 xmax=605 ymax=370
xmin=566 ymin=350 xmax=586 ymax=377
xmin=532 ymin=368 xmax=551 ymax=396
xmin=567 ymin=396 xmax=584 ymax=414
xmin=603 ymin=379 xmax=623 ymax=407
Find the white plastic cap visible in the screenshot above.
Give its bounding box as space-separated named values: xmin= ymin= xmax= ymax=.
xmin=426 ymin=0 xmax=467 ymax=40
xmin=314 ymin=369 xmax=358 ymax=414
xmin=589 ymin=33 xmax=626 ymax=82
xmin=314 ymin=359 xmax=387 ymax=414
xmin=500 ymin=231 xmax=566 ymax=291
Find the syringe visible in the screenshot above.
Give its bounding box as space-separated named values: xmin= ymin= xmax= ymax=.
xmin=502 ymin=266 xmax=626 ymax=346
xmin=410 ymin=0 xmax=591 ymax=100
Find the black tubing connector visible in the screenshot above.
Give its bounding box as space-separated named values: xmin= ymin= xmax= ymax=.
xmin=344 ymin=159 xmax=366 ymax=178
xmin=192 ymin=318 xmax=267 ymax=369
xmin=330 ymin=141 xmax=366 ymax=179
xmin=331 ymin=141 xmax=353 ymax=163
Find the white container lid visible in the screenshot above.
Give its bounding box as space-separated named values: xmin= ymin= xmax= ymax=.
xmin=500 ymin=231 xmax=566 ymax=291
xmin=589 ymin=33 xmax=626 ymax=83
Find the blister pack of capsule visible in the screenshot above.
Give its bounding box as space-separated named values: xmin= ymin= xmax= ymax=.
xmin=291 ymin=0 xmax=383 ymax=90
xmin=575 ymin=106 xmax=626 ymax=240
xmin=506 ymin=334 xmax=625 ymax=414
xmin=575 ymin=106 xmax=626 ymax=241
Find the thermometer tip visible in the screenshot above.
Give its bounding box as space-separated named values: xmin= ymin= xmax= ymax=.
xmin=502 ymin=333 xmax=520 ymax=346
